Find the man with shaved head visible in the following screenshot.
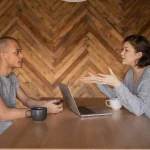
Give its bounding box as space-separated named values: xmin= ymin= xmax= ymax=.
xmin=0 ymin=37 xmax=63 ymax=134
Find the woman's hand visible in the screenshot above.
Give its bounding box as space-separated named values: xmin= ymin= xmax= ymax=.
xmin=98 ymin=68 xmax=121 ymax=88
xmin=80 ymin=68 xmax=121 ymax=88
xmin=42 ymin=100 xmax=63 ymax=114
xmin=80 ymin=72 xmax=102 ymax=84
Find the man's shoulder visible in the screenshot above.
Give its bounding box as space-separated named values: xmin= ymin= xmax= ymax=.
xmin=9 ymin=72 xmax=19 ymax=85
xmin=9 ymin=72 xmax=18 ymax=78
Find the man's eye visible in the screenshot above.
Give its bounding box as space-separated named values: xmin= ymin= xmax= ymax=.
xmin=16 ymin=51 xmax=19 ymax=55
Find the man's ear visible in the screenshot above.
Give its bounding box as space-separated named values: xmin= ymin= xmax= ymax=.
xmin=0 ymin=52 xmax=6 ymax=58
xmin=137 ymin=52 xmax=143 ymax=59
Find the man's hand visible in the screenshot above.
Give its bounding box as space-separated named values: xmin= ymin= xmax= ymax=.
xmin=42 ymin=100 xmax=63 ymax=114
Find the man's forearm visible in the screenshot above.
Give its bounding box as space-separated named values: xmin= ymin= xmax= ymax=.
xmin=23 ymin=97 xmax=46 ymax=108
xmin=1 ymin=108 xmax=30 ymax=122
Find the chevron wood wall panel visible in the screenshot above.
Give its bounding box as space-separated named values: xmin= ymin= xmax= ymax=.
xmin=0 ymin=0 xmax=150 ymax=107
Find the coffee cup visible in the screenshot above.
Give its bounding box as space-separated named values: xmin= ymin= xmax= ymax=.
xmin=105 ymin=98 xmax=122 ymax=110
xmin=26 ymin=107 xmax=47 ymax=122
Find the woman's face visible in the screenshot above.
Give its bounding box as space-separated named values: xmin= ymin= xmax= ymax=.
xmin=121 ymin=41 xmax=142 ymax=67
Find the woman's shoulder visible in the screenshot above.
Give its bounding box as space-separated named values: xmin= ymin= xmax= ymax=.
xmin=145 ymin=66 xmax=150 ymax=72
xmin=126 ymin=66 xmax=150 ymax=77
xmin=143 ymin=66 xmax=150 ymax=78
xmin=126 ymin=68 xmax=133 ymax=76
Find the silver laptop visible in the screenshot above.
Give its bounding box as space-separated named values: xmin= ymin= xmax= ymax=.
xmin=58 ymin=83 xmax=112 ymax=117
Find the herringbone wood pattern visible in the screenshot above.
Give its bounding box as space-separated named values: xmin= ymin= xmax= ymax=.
xmin=0 ymin=0 xmax=150 ymax=107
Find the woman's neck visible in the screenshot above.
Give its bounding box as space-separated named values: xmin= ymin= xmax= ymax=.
xmin=132 ymin=66 xmax=148 ymax=84
xmin=132 ymin=66 xmax=147 ymax=74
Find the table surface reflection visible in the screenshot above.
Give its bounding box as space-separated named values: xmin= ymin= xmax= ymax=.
xmin=0 ymin=98 xmax=150 ymax=149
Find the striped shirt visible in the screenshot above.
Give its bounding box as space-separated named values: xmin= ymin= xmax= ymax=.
xmin=97 ymin=67 xmax=150 ymax=118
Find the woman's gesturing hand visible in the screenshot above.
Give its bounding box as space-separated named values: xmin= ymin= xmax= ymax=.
xmin=97 ymin=68 xmax=121 ymax=88
xmin=80 ymin=72 xmax=102 ymax=84
xmin=80 ymin=68 xmax=121 ymax=88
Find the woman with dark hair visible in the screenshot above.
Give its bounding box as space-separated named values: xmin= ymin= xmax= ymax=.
xmin=80 ymin=35 xmax=150 ymax=117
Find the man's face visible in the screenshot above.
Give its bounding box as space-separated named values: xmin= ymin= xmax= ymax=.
xmin=4 ymin=40 xmax=24 ymax=69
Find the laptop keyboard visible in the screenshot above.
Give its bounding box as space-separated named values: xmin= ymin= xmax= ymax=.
xmin=78 ymin=106 xmax=95 ymax=115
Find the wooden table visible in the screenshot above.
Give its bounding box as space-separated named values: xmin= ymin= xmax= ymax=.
xmin=0 ymin=98 xmax=150 ymax=149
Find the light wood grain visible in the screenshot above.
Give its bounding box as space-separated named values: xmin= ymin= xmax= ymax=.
xmin=0 ymin=98 xmax=150 ymax=149
xmin=0 ymin=0 xmax=149 ymax=108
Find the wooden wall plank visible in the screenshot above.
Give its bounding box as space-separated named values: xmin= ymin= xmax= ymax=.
xmin=0 ymin=0 xmax=149 ymax=107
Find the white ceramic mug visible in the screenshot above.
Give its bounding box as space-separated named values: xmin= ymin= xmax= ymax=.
xmin=105 ymin=98 xmax=122 ymax=110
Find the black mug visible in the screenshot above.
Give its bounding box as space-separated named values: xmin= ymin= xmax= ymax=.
xmin=26 ymin=107 xmax=47 ymax=122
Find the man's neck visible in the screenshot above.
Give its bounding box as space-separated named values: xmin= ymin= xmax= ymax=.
xmin=0 ymin=63 xmax=13 ymax=77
